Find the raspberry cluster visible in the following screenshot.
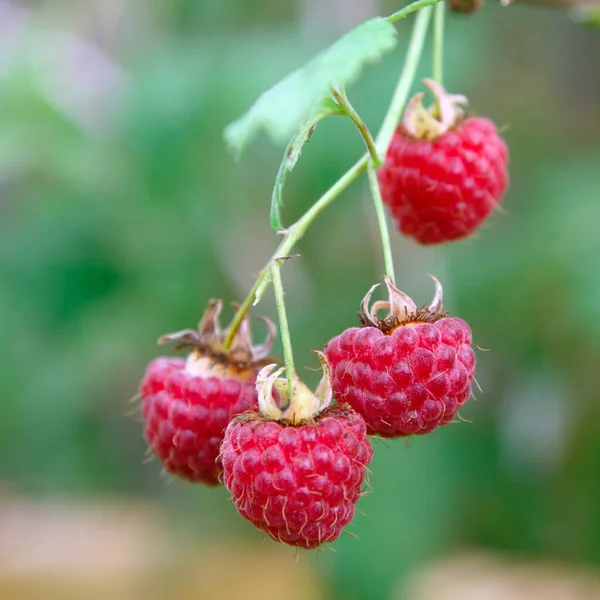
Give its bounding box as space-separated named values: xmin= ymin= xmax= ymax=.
xmin=136 ymin=80 xmax=500 ymax=550
xmin=138 ymin=276 xmax=475 ymax=549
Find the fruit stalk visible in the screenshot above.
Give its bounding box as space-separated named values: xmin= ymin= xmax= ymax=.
xmin=333 ymin=85 xmax=396 ymax=280
xmin=367 ymin=163 xmax=396 ymax=282
xmin=222 ymin=155 xmax=368 ymax=351
xmin=270 ymin=260 xmax=295 ymax=400
xmin=332 ymin=87 xmax=382 ymax=166
xmin=386 ymin=0 xmax=442 ymax=23
xmin=433 ymin=1 xmax=445 ymax=84
xmin=376 ymin=7 xmax=434 ymax=154
xmin=223 ymin=6 xmax=434 ymax=350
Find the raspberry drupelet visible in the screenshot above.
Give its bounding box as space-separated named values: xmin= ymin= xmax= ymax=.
xmin=140 ymin=300 xmax=276 ymax=485
xmin=324 ymin=277 xmax=476 ymax=438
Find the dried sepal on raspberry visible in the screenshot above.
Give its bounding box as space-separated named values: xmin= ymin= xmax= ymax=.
xmin=256 ymin=351 xmax=333 ymax=424
xmin=158 ymin=299 xmax=276 ymax=381
xmin=402 ymin=79 xmax=468 ymax=141
xmin=325 ymin=277 xmax=476 ymax=438
xmin=139 ymin=300 xmax=277 ymax=485
xmin=221 ymin=355 xmax=373 ymax=549
xmin=359 ymin=275 xmax=446 ymax=333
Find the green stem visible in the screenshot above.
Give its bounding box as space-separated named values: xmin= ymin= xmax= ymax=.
xmin=433 ymin=1 xmax=445 ymax=83
xmin=270 ymin=260 xmax=295 ymax=399
xmin=377 ymin=7 xmax=435 ymax=154
xmin=367 ymin=163 xmax=395 ymax=282
xmin=332 ymin=87 xmax=381 ymax=167
xmin=253 ymin=155 xmax=368 ymax=305
xmin=223 ymin=270 xmax=267 ymax=349
xmin=223 ymin=155 xmax=367 ymax=350
xmin=386 ymin=0 xmax=442 ymax=23
xmin=224 ymin=7 xmax=435 ymax=349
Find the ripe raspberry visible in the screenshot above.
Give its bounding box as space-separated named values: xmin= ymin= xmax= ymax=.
xmin=324 ymin=277 xmax=476 ymax=438
xmin=221 ymin=358 xmax=373 ymax=549
xmin=140 ymin=300 xmax=276 ymax=485
xmin=378 ymin=79 xmax=509 ymax=245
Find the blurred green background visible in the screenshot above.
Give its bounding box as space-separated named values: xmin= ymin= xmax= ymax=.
xmin=1 ymin=0 xmax=600 ymax=598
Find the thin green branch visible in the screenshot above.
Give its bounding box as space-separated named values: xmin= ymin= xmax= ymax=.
xmin=386 ymin=0 xmax=442 ymax=23
xmin=377 ymin=7 xmax=435 ymax=154
xmin=252 ymin=155 xmax=368 ymax=306
xmin=224 ymin=7 xmax=435 ymax=348
xmin=270 ymin=260 xmax=295 ymax=400
xmin=433 ymin=1 xmax=445 ymax=83
xmin=223 ymin=154 xmax=368 ymax=351
xmin=332 ymin=87 xmax=382 ymax=166
xmin=223 ymin=270 xmax=267 ymax=350
xmin=367 ymin=163 xmax=395 ymax=282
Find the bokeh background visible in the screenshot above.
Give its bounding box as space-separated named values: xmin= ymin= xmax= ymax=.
xmin=1 ymin=0 xmax=600 ymax=598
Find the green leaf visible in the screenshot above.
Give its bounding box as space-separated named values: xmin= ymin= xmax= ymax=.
xmin=270 ymin=97 xmax=340 ymax=231
xmin=225 ymin=17 xmax=398 ymax=155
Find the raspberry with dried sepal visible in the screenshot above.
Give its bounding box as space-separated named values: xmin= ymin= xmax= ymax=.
xmin=378 ymin=79 xmax=509 ymax=244
xmin=140 ymin=300 xmax=276 ymax=485
xmin=324 ymin=277 xmax=476 ymax=437
xmin=221 ymin=354 xmax=373 ymax=549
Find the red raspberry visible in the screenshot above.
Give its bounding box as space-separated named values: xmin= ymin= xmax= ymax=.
xmin=378 ymin=79 xmax=509 ymax=245
xmin=140 ymin=300 xmax=275 ymax=485
xmin=221 ymin=359 xmax=373 ymax=549
xmin=324 ymin=277 xmax=476 ymax=438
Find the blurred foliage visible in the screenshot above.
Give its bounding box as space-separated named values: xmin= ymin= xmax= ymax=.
xmin=1 ymin=0 xmax=599 ymax=598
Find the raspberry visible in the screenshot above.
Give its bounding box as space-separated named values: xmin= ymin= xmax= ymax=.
xmin=378 ymin=79 xmax=509 ymax=245
xmin=140 ymin=300 xmax=275 ymax=485
xmin=221 ymin=358 xmax=373 ymax=549
xmin=324 ymin=277 xmax=476 ymax=438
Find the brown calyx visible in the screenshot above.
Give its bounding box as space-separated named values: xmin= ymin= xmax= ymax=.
xmin=158 ymin=299 xmax=276 ymax=379
xmin=402 ymin=79 xmax=469 ymax=141
xmin=358 ymin=276 xmax=448 ymax=335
